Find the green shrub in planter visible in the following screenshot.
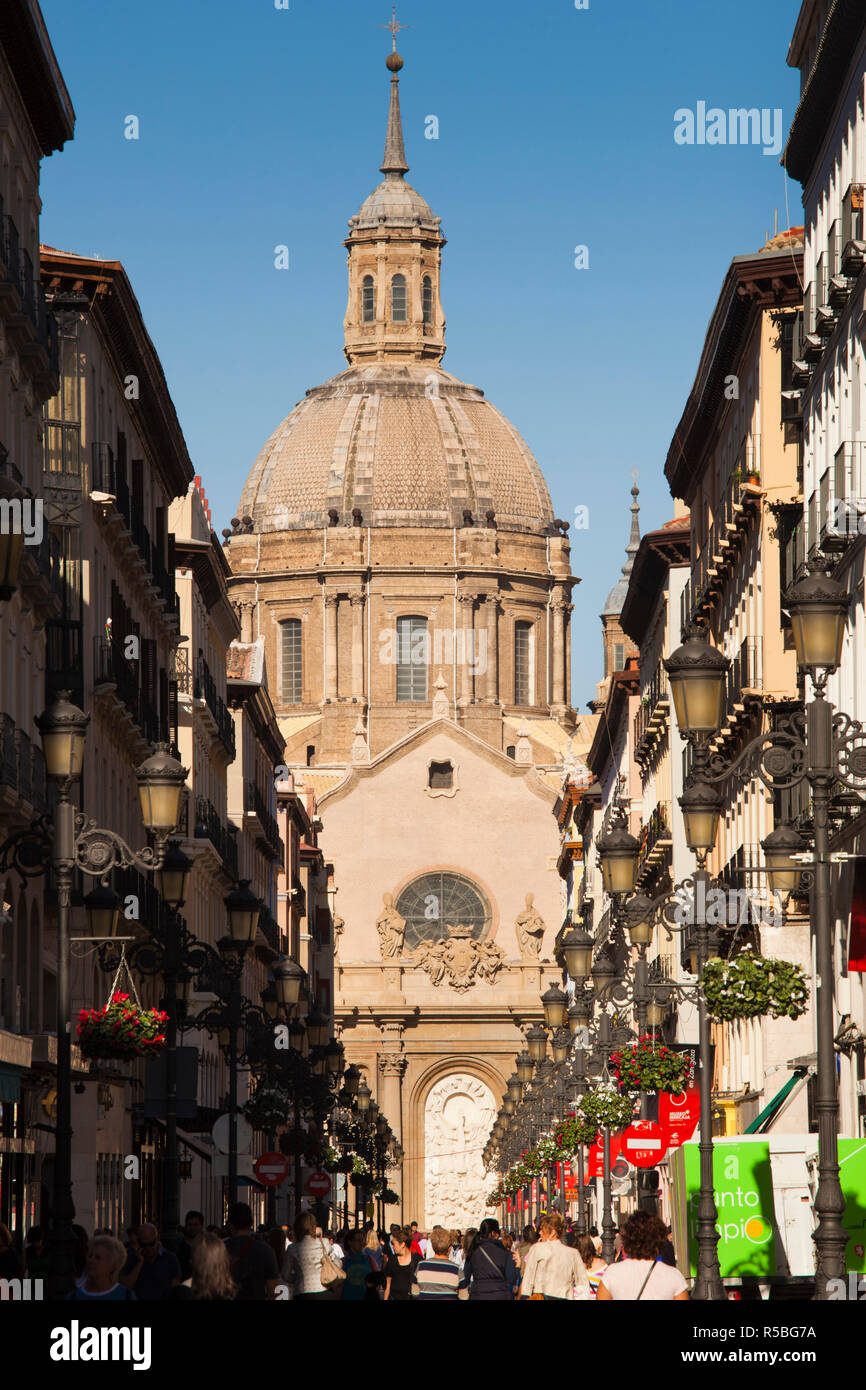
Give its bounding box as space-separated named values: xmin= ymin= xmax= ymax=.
xmin=702 ymin=949 xmax=810 ymax=1021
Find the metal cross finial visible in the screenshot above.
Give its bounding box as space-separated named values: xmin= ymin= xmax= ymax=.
xmin=382 ymin=6 xmax=410 ymax=51
xmin=631 ymin=466 xmax=640 ymax=488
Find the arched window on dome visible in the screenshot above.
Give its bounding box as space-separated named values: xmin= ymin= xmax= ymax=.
xmin=362 ymin=275 xmax=375 ymax=323
xmin=391 ymin=273 xmax=408 ymax=323
xmin=280 ymin=619 xmax=303 ymax=705
xmin=396 ymin=615 xmax=428 ymax=702
xmin=422 ymin=275 xmax=433 ymax=325
xmin=514 ymin=620 xmax=533 ymax=706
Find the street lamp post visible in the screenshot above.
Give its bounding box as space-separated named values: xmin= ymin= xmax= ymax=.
xmin=0 ymin=695 xmax=187 ymax=1299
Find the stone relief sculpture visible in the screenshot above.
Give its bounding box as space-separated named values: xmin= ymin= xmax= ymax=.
xmin=414 ymin=923 xmax=505 ymax=991
xmin=376 ymin=892 xmax=406 ymax=959
xmin=424 ymin=1074 xmax=497 ymax=1229
xmin=514 ymin=892 xmax=546 ymax=959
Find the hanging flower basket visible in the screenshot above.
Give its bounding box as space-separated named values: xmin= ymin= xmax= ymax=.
xmin=379 ymin=1188 xmax=400 ymax=1205
xmin=278 ymin=1129 xmax=320 ymax=1160
xmin=574 ymin=1086 xmax=635 ymax=1137
xmin=702 ymin=950 xmax=810 ymax=1022
xmin=244 ymin=1088 xmax=292 ymax=1132
xmin=77 ymin=993 xmax=168 ymax=1061
xmin=553 ymin=1112 xmax=591 ymax=1153
xmin=610 ymin=1037 xmax=693 ymax=1094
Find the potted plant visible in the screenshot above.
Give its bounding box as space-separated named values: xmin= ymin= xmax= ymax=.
xmin=77 ymin=992 xmax=168 ymax=1061
xmin=702 ymin=949 xmax=810 ymax=1021
xmin=610 ymin=1037 xmax=693 ymax=1093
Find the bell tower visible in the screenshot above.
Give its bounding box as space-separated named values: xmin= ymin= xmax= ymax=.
xmin=343 ymin=37 xmax=446 ymax=365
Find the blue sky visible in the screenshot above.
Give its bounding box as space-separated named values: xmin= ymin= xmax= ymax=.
xmin=38 ymin=0 xmax=803 ymax=710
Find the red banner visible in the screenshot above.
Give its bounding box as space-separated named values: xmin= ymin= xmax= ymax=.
xmin=587 ymin=1135 xmax=622 ymax=1179
xmin=659 ymin=1087 xmax=701 ymax=1149
xmin=849 ymin=857 xmax=866 ymax=973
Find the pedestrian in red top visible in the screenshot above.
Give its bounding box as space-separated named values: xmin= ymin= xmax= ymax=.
xmin=409 ymin=1221 xmax=424 ymax=1257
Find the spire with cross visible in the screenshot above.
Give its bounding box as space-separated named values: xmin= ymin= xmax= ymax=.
xmin=380 ymin=6 xmax=410 ymax=176
xmin=381 ymin=6 xmax=411 ymax=53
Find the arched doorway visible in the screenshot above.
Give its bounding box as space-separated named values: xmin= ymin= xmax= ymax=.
xmin=423 ymin=1073 xmax=497 ymax=1229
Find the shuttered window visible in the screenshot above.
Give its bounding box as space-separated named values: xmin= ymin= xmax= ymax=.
xmin=281 ymin=620 xmax=302 ymax=704
xmin=514 ymin=621 xmax=532 ymax=705
xmin=391 ymin=274 xmax=407 ymax=323
xmin=362 ymin=275 xmax=375 ymax=323
xmin=396 ymin=616 xmax=428 ymax=702
xmin=422 ymin=276 xmax=433 ymax=325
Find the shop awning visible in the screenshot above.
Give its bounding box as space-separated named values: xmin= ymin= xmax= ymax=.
xmin=0 ymin=1063 xmax=22 ymax=1103
xmin=744 ymin=1067 xmax=809 ymax=1134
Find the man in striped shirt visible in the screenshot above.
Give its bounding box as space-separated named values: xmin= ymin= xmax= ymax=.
xmin=415 ymin=1225 xmax=461 ymax=1300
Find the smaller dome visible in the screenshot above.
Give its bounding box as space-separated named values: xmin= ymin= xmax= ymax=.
xmin=351 ymin=174 xmax=439 ymax=230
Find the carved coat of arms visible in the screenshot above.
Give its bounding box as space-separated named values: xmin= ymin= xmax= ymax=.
xmin=414 ymin=924 xmax=505 ymax=991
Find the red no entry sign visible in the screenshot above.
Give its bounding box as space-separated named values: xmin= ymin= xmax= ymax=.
xmin=621 ymin=1120 xmax=667 ymax=1169
xmin=253 ymin=1152 xmax=291 ymax=1187
xmin=305 ymin=1168 xmax=332 ymax=1198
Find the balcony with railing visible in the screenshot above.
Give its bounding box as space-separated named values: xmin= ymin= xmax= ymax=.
xmin=636 ymin=800 xmax=672 ymax=885
xmin=244 ymin=780 xmax=284 ymax=860
xmin=0 ymin=718 xmax=47 ymax=815
xmin=716 ymin=844 xmax=764 ymax=954
xmin=633 ymin=663 xmax=669 ymax=767
xmin=89 ymin=446 xmax=177 ymax=619
xmin=194 ymin=796 xmax=238 ymax=880
xmin=684 ymin=463 xmax=763 ymax=623
xmin=90 ymin=442 xmax=130 ymax=526
xmin=815 ymin=442 xmax=866 ymax=556
xmin=194 ymin=657 xmax=236 ymax=758
xmin=258 ymin=906 xmax=282 ymax=953
xmin=93 ymin=636 xmax=167 ymax=747
xmin=0 ymin=208 xmax=59 ymax=375
xmin=0 ymin=714 xmax=18 ymax=797
xmin=720 ymin=637 xmax=762 ymax=726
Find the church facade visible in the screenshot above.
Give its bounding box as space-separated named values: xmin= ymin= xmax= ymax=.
xmin=227 ymin=42 xmax=592 ymax=1226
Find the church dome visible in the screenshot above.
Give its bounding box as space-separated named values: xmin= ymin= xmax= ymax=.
xmin=237 ymin=360 xmax=555 ymax=533
xmin=353 ymin=174 xmax=439 ymax=230
xmin=237 ymin=47 xmax=554 ymax=537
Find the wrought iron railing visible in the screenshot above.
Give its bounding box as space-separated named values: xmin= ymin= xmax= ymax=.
xmin=194 ymin=657 xmax=236 ymax=757
xmin=633 ymin=662 xmax=668 ymax=753
xmin=0 ymin=714 xmax=17 ymax=791
xmin=244 ymin=780 xmax=283 ymax=858
xmin=194 ymin=797 xmax=238 ymax=879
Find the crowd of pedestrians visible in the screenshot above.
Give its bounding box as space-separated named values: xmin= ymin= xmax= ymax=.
xmin=1 ymin=1206 xmax=688 ymax=1302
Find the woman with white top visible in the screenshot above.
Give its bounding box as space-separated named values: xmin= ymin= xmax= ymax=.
xmin=283 ymin=1211 xmax=338 ymax=1301
xmin=517 ymin=1213 xmax=591 ymax=1301
xmin=596 ymin=1211 xmax=689 ymax=1301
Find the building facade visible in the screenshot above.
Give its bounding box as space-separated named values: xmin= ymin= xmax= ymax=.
xmin=783 ymin=0 xmax=866 ymax=1139
xmin=663 ymin=234 xmax=816 ymax=1136
xmin=0 ymin=0 xmax=73 ymax=1243
xmin=228 ymin=45 xmax=595 ymax=1227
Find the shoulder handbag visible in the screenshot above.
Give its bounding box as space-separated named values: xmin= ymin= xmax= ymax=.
xmin=635 ymin=1261 xmax=656 ymax=1301
xmin=319 ymin=1239 xmax=346 ymax=1288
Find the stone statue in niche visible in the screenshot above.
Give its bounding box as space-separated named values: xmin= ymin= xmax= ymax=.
xmin=515 ymin=892 xmax=546 ymax=959
xmin=376 ymin=892 xmax=406 ymax=959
